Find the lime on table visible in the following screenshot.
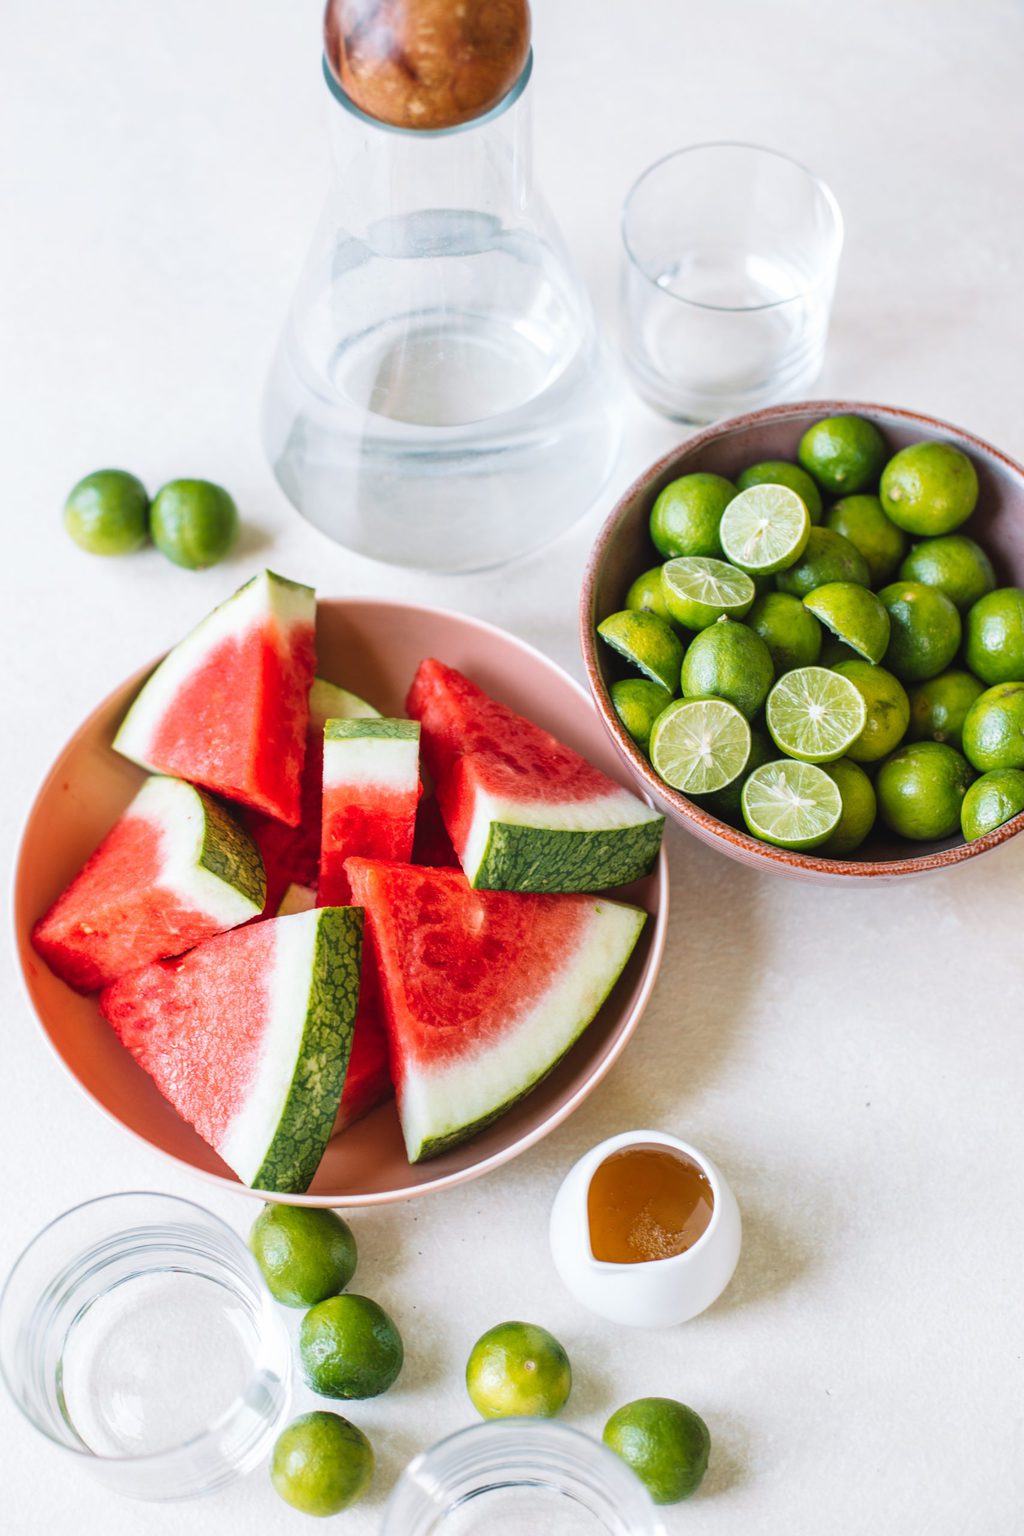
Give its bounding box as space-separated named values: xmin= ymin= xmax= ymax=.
xmin=765 ymin=666 xmax=867 ymax=763
xmin=63 ymin=468 xmax=149 ymax=556
xmin=249 ymin=1204 xmax=357 ymax=1308
xmin=597 ymin=610 xmax=685 ymax=692
xmin=961 ymin=768 xmax=1024 ymax=841
xmin=736 ymin=459 xmax=823 ymax=522
xmin=832 ymin=659 xmax=910 ymax=764
xmin=466 ymin=1322 xmax=572 ymax=1420
xmin=150 ymin=478 xmax=239 ymax=569
xmin=798 ymin=414 xmax=887 ymax=496
xmin=650 ymin=697 xmax=752 ymax=794
xmin=603 ymin=1397 xmax=710 ymax=1506
xmin=961 ymin=682 xmax=1024 ymax=771
xmin=626 ymin=565 xmax=678 ymax=626
xmin=680 ymin=618 xmax=774 ymax=719
xmin=826 ymin=494 xmax=907 ymax=585
xmin=718 ymin=483 xmax=810 ymax=574
xmin=878 ymin=581 xmax=962 ymax=683
xmin=964 ymin=587 xmax=1024 ymax=685
xmin=880 ymin=440 xmax=979 ymax=535
xmin=804 ymin=582 xmax=891 ymax=665
xmin=820 ymin=758 xmax=877 ymax=854
xmin=610 ymin=677 xmax=673 ymax=752
xmin=649 ymin=472 xmax=736 ymax=558
xmin=271 ymin=1411 xmax=374 ymax=1516
xmin=661 ymin=557 xmax=756 ymax=629
xmin=907 ymin=670 xmax=985 ymax=750
xmin=746 ymin=591 xmax=822 ymax=674
xmin=741 ymin=759 xmax=843 ymax=849
xmin=299 ymin=1294 xmax=404 ymax=1399
xmin=899 ymin=534 xmax=995 ymax=611
xmin=876 ymin=741 xmax=974 ymax=840
xmin=775 ymin=527 xmax=871 ymax=597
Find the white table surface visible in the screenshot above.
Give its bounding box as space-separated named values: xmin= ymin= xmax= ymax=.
xmin=3 ymin=1 xmax=1023 ymax=1531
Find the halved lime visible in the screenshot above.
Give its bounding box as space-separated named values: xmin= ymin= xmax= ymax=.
xmin=741 ymin=760 xmax=843 ymax=849
xmin=718 ymin=484 xmax=810 ymax=574
xmin=961 ymin=768 xmax=1024 ymax=841
xmin=597 ymin=610 xmax=685 ymax=693
xmin=649 ymin=697 xmax=752 ymax=795
xmin=765 ymin=666 xmax=868 ymax=763
xmin=661 ymin=557 xmax=756 ymax=630
xmin=736 ymin=459 xmax=823 ymax=523
xmin=803 ymin=582 xmax=891 ymax=665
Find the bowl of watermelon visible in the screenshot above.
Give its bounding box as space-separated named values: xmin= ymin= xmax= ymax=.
xmin=14 ymin=582 xmax=668 ymax=1205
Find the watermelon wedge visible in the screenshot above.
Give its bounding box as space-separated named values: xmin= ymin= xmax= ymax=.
xmin=319 ymin=719 xmax=421 ymax=906
xmin=345 ymin=859 xmax=646 ymax=1162
xmin=248 ymin=678 xmax=381 ymax=911
xmin=100 ymin=908 xmax=363 ymax=1192
xmin=31 ymin=776 xmax=265 ymax=993
xmin=113 ymin=571 xmax=316 ymax=826
xmin=406 ymin=660 xmax=663 ymax=892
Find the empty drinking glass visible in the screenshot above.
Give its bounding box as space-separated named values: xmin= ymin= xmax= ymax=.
xmin=621 ymin=142 xmax=843 ymax=423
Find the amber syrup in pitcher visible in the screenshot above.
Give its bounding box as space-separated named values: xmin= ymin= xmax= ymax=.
xmin=587 ymin=1145 xmax=714 ymax=1264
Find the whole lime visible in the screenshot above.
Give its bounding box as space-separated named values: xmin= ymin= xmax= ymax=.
xmin=832 ymin=659 xmax=911 ymax=764
xmin=797 ymin=415 xmax=887 ymax=496
xmin=466 ymin=1321 xmax=572 ymax=1420
xmin=299 ymin=1295 xmax=404 ymax=1399
xmin=878 ymin=581 xmax=962 ymax=683
xmin=626 ymin=565 xmax=678 ymax=627
xmin=907 ymin=670 xmax=985 ymax=750
xmin=249 ymin=1204 xmax=357 ymax=1308
xmin=149 ymin=478 xmax=239 ymax=569
xmin=64 ymin=469 xmax=149 ymax=556
xmin=898 ymin=534 xmax=995 ymax=612
xmin=271 ymin=1411 xmax=373 ymax=1516
xmin=610 ymin=677 xmax=673 ymax=753
xmin=961 ymin=768 xmax=1024 ymax=841
xmin=961 ymin=682 xmax=1024 ymax=772
xmin=820 ymin=758 xmax=877 ymax=855
xmin=680 ymin=618 xmax=774 ymax=719
xmin=736 ymin=459 xmax=823 ymax=522
xmin=875 ymin=741 xmax=974 ymax=840
xmin=775 ymin=527 xmax=870 ymax=597
xmin=964 ymin=587 xmax=1024 ymax=685
xmin=746 ymin=591 xmax=822 ymax=673
xmin=649 ymin=472 xmax=736 ymax=559
xmin=603 ymin=1397 xmax=710 ymax=1505
xmin=879 ymin=441 xmax=979 ymax=535
xmin=825 ymin=494 xmax=907 ymax=585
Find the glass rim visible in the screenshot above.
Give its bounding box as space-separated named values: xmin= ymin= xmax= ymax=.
xmin=621 ymin=140 xmax=844 ymax=314
xmin=0 ymin=1190 xmax=277 ymax=1466
xmin=322 ymin=47 xmax=533 ymax=138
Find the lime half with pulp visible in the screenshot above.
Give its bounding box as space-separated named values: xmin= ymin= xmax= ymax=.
xmin=597 ymin=610 xmax=685 ymax=693
xmin=804 ymin=582 xmax=891 ymax=665
xmin=661 ymin=557 xmax=756 ymax=629
xmin=742 ymin=760 xmax=843 ymax=849
xmin=718 ymin=483 xmax=810 ymax=574
xmin=766 ymin=666 xmax=867 ymax=763
xmin=650 ymin=697 xmax=751 ymax=795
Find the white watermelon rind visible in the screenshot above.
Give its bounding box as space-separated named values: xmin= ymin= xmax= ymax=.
xmin=220 ymin=907 xmax=363 ymax=1193
xmin=398 ymin=897 xmax=647 ymax=1162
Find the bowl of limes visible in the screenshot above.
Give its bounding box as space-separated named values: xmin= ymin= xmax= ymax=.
xmin=581 ymin=401 xmax=1024 ymax=880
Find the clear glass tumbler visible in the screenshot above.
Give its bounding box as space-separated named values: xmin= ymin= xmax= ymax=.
xmin=0 ymin=1193 xmax=291 ymax=1501
xmin=380 ymin=1419 xmax=666 ymax=1535
xmin=621 ymin=142 xmax=843 ymax=424
xmin=262 ymin=52 xmax=620 ymax=574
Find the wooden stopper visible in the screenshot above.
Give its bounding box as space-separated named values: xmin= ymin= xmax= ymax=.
xmin=325 ymin=0 xmax=532 ymax=131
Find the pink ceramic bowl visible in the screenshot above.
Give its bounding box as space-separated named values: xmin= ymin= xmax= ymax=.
xmin=581 ymin=400 xmax=1024 ymax=882
xmin=13 ymin=600 xmax=668 ymax=1206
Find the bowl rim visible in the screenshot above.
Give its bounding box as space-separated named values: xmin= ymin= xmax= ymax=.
xmin=12 ymin=595 xmax=669 ymax=1206
xmin=580 ymin=398 xmax=1024 ymax=878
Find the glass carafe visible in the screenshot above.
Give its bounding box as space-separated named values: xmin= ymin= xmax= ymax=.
xmin=261 ymin=53 xmax=620 ymax=573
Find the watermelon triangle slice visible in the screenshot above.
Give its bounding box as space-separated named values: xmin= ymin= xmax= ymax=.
xmin=113 ymin=571 xmax=316 ymax=826
xmin=32 ymin=776 xmax=266 ymax=993
xmin=345 ymin=859 xmax=647 ymax=1163
xmin=406 ymin=660 xmax=664 ymax=891
xmin=319 ymin=718 xmax=421 ymax=906
xmin=100 ymin=908 xmax=363 ymax=1193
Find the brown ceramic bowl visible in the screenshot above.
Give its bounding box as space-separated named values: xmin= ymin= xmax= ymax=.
xmin=581 ymin=400 xmax=1024 ymax=882
xmin=14 ymin=599 xmax=668 ymax=1205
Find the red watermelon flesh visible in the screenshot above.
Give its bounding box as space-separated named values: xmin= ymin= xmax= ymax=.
xmin=318 ymin=719 xmax=421 ymax=906
xmin=113 ymin=571 xmax=316 ymax=827
xmin=100 ymin=907 xmax=363 ymax=1192
xmin=411 ymin=790 xmax=460 ymax=868
xmin=345 ymin=858 xmax=646 ymax=1162
xmin=332 ymin=963 xmax=393 ymax=1135
xmin=31 ymin=776 xmax=265 ymax=993
xmin=406 ymin=659 xmax=664 ymax=892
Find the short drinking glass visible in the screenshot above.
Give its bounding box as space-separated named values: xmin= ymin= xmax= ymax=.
xmin=621 ymin=142 xmax=843 ymax=423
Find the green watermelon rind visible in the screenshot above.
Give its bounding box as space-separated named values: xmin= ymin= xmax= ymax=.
xmin=196 ymin=787 xmax=267 ymax=910
xmin=324 ymin=718 xmax=419 ymax=742
xmin=469 ymin=818 xmax=664 ymax=893
xmin=249 ymin=907 xmax=364 ymax=1193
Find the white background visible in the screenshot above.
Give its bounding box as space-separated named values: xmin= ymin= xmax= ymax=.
xmin=2 ymin=1 xmax=1024 ymax=1531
